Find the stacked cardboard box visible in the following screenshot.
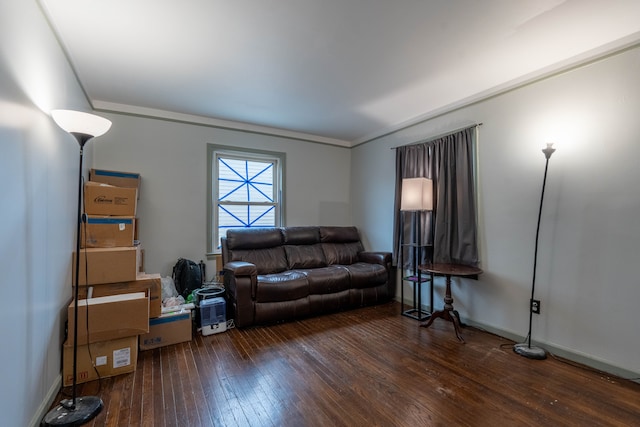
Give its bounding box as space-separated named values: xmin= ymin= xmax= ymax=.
xmin=91 ymin=170 xmax=192 ymax=350
xmin=139 ymin=310 xmax=193 ymax=351
xmin=76 ymin=273 xmax=162 ymax=318
xmin=67 ymin=293 xmax=150 ymax=345
xmin=65 ymin=169 xmax=167 ymax=386
xmin=63 ymin=336 xmax=139 ymax=387
xmin=89 ymin=169 xmax=141 ymax=190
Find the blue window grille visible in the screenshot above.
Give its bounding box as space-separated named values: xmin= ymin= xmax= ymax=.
xmin=215 ymin=155 xmax=279 ymax=249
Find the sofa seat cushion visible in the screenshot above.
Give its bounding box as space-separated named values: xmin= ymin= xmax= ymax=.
xmin=343 ymin=262 xmax=388 ymax=289
xmin=295 ymin=265 xmax=350 ymax=295
xmin=256 ymin=271 xmax=309 ymax=302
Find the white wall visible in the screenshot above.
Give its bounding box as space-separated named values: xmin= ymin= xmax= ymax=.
xmin=92 ymin=113 xmax=352 ymax=278
xmin=0 ymin=1 xmax=93 ymax=426
xmin=352 ymin=45 xmax=640 ymax=377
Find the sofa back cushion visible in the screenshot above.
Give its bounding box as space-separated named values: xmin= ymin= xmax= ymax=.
xmin=285 ymin=244 xmax=327 ymax=269
xmin=228 ymin=247 xmax=288 ymax=274
xmin=222 ymin=226 xmax=365 ymax=271
xmin=224 ymin=228 xmax=287 ymax=274
xmin=280 ymin=227 xmax=326 ymax=269
xmin=319 ymin=226 xmax=364 ymax=265
xmin=282 ymin=226 xmax=321 ymax=245
xmin=319 ymin=226 xmax=360 ymax=243
xmin=321 ymin=242 xmax=363 ymax=265
xmin=226 ymin=228 xmax=283 ymax=249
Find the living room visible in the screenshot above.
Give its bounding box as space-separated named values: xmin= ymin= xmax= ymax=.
xmin=3 ymin=1 xmax=640 ymax=426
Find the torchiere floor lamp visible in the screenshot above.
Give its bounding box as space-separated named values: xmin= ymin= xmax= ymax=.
xmin=42 ymin=110 xmax=112 ymax=426
xmin=514 ymin=143 xmax=556 ymax=360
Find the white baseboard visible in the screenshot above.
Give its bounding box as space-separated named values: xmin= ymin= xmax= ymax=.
xmin=465 ymin=319 xmax=640 ymax=383
xmin=31 ymin=374 xmax=62 ymax=427
xmin=394 ymin=297 xmax=640 ymax=383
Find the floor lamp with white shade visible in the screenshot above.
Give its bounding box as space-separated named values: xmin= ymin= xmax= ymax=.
xmin=42 ymin=110 xmax=112 ymax=426
xmin=400 ymin=177 xmax=433 ymax=320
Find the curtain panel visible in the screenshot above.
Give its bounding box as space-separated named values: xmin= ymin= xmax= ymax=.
xmin=393 ymin=126 xmax=479 ymax=269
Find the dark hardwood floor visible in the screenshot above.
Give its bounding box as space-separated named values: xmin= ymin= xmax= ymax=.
xmin=50 ymin=302 xmax=640 ymax=426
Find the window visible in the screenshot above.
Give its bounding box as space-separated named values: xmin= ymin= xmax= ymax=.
xmin=207 ymin=145 xmax=285 ymax=253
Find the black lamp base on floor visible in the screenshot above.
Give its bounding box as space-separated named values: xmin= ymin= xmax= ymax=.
xmin=42 ymin=396 xmax=103 ymax=426
xmin=513 ymin=343 xmax=547 ymax=360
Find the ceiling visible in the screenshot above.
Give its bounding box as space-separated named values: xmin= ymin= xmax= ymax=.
xmin=40 ymin=0 xmax=640 ymax=147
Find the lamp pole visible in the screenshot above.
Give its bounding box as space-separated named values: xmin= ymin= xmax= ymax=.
xmin=514 ymin=143 xmax=555 ymax=360
xmin=43 ymin=111 xmax=111 ymax=426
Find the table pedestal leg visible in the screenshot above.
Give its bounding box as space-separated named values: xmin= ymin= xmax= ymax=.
xmin=420 ymin=274 xmax=465 ymax=342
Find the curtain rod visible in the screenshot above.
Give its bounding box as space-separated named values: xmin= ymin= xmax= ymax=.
xmin=390 ymin=123 xmax=482 ymax=150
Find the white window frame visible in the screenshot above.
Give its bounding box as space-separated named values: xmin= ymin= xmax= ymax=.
xmin=207 ymin=144 xmax=285 ymax=254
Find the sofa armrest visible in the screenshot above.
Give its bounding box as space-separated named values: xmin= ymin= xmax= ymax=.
xmin=224 ymin=261 xmax=257 ymax=298
xmin=223 ymin=261 xmax=258 ymax=327
xmin=359 ymin=251 xmax=392 ymax=266
xmin=225 ymin=261 xmax=258 ymax=277
xmin=359 ymin=252 xmax=393 ymax=299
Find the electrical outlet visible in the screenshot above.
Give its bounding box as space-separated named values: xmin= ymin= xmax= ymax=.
xmin=531 ymin=299 xmax=541 ymax=314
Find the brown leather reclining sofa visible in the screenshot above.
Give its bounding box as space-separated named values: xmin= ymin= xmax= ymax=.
xmin=221 ymin=226 xmax=392 ymax=327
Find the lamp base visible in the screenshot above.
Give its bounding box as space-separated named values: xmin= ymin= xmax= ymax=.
xmin=42 ymin=396 xmax=103 ymax=426
xmin=513 ymin=343 xmax=547 ymax=360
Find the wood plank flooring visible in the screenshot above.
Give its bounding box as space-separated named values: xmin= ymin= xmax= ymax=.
xmin=49 ymin=302 xmax=640 ymax=426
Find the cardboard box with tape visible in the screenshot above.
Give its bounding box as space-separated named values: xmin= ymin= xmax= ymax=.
xmin=72 ymin=246 xmax=139 ymax=286
xmin=67 ymin=292 xmax=149 ymax=346
xmin=84 ymin=181 xmax=137 ymax=216
xmin=76 ymin=273 xmax=162 ymax=318
xmin=90 ymin=168 xmax=141 ymax=191
xmin=139 ymin=310 xmax=193 ymax=351
xmin=63 ymin=335 xmax=138 ymax=386
xmin=81 ymin=215 xmax=135 ymax=248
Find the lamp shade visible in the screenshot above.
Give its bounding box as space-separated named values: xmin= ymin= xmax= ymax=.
xmin=401 ymin=177 xmax=433 ymax=211
xmin=51 ymin=109 xmax=112 ymax=138
xmin=542 ymin=142 xmax=556 ymax=159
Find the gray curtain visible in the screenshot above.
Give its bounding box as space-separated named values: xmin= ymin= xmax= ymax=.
xmin=393 ymin=126 xmax=479 ymax=268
